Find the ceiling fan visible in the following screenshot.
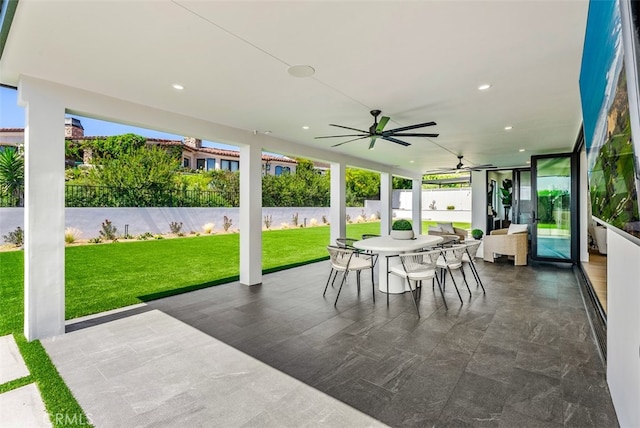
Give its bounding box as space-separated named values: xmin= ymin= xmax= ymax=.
xmin=425 ymin=155 xmax=495 ymax=174
xmin=314 ymin=109 xmax=438 ymax=150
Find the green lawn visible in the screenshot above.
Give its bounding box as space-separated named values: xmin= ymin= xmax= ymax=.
xmin=0 ymin=220 xmax=469 ymax=427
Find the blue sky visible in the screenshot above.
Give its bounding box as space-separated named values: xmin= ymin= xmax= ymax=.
xmin=0 ymin=86 xmax=236 ymax=150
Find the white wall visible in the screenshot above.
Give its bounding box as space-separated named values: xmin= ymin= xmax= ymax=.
xmin=392 ymin=188 xmax=473 ymax=224
xmin=607 ymin=230 xmax=640 ymax=428
xmin=395 ymin=188 xmax=472 ymax=211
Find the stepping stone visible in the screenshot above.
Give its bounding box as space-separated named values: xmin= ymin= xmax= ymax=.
xmin=0 ymin=384 xmax=52 ymax=427
xmin=0 ymin=334 xmax=29 ymax=384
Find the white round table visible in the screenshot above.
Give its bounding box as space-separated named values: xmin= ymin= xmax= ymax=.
xmin=353 ymin=234 xmax=443 ymax=294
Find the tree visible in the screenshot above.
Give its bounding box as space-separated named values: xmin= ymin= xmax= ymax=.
xmin=262 ymin=158 xmax=330 ymax=207
xmin=88 ymin=133 xmax=147 ymax=160
xmin=0 ymin=147 xmax=24 ymax=206
xmin=206 ymin=170 xmax=240 ymax=206
xmin=393 ymin=176 xmax=412 ymax=189
xmin=345 ymin=168 xmax=379 ymax=206
xmin=89 ymin=146 xmax=181 ymax=206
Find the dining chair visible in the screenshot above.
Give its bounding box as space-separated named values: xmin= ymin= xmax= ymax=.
xmin=388 ymin=249 xmax=445 ymax=316
xmin=335 ymin=237 xmax=357 ymax=249
xmin=336 ymin=236 xmax=378 ymax=279
xmin=436 ymin=244 xmax=468 ymax=304
xmin=462 ymin=240 xmax=486 ymax=293
xmin=324 ymin=245 xmax=376 ymax=306
xmin=361 ymin=234 xmax=380 ymax=240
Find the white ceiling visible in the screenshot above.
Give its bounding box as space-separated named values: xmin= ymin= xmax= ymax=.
xmin=0 ymin=0 xmax=589 ymax=175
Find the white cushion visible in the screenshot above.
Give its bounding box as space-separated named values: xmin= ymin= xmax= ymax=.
xmin=389 ymin=265 xmax=408 ymax=277
xmin=507 ymin=223 xmax=528 ymax=234
xmin=348 ymin=257 xmax=372 ymax=270
xmin=428 ymin=225 xmax=443 ymax=233
xmin=438 ymin=222 xmax=455 ymax=234
xmin=407 ymin=269 xmax=437 ymax=281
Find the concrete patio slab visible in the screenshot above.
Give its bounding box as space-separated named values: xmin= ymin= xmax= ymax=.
xmin=42 ymin=309 xmax=387 ymax=428
xmin=0 ymin=334 xmax=29 ymax=384
xmin=0 ymin=383 xmax=51 ymax=428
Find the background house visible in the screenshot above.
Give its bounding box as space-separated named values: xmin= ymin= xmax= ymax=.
xmin=0 ymin=117 xmax=298 ymax=176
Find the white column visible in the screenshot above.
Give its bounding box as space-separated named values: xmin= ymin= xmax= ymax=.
xmin=330 ymin=162 xmax=346 ymax=245
xmin=471 ymin=170 xmax=487 ymax=233
xmin=239 ymin=145 xmax=262 ymax=285
xmin=19 ymin=79 xmax=66 ymax=340
xmin=380 ymin=172 xmax=392 ymax=235
xmin=412 ymin=178 xmax=422 ymax=235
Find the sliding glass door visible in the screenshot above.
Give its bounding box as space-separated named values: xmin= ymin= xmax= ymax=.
xmin=531 ymin=153 xmax=578 ymax=262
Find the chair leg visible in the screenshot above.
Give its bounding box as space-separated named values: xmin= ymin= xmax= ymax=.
xmin=334 ymin=271 xmax=349 ymax=306
xmin=406 ymin=278 xmax=420 ymax=317
xmin=459 ymin=267 xmax=472 ymax=295
xmin=434 ymin=275 xmax=448 ymax=310
xmin=386 ymin=257 xmax=390 ymax=307
xmin=447 ymin=266 xmax=464 ymax=304
xmin=371 ymin=267 xmax=376 ymax=303
xmin=323 ymin=269 xmax=336 ymax=296
xmin=356 ymin=271 xmax=361 ymax=294
xmin=469 ymin=260 xmax=486 ymax=293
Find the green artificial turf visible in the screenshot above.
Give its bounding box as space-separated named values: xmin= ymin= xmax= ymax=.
xmin=16 ymin=333 xmax=91 ymax=427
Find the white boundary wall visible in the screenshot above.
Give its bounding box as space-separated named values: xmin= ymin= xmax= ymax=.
xmin=0 ymin=188 xmax=472 ymax=238
xmin=0 ymin=206 xmax=379 ymax=238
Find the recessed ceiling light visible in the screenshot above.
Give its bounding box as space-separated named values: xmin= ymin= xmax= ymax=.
xmin=288 ymin=65 xmax=315 ymax=78
xmin=172 ymin=83 xmax=184 ymax=90
xmin=504 ymin=126 xmax=513 ymax=131
xmin=409 ymin=160 xmax=415 ymax=163
xmin=519 ymin=148 xmax=525 ymax=152
xmin=478 ymin=84 xmax=491 ymax=91
xmin=264 ymin=131 xmax=272 ymax=135
xmin=302 ymin=126 xmax=309 ymax=130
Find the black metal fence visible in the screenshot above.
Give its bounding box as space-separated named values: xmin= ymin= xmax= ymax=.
xmin=65 ymin=185 xmax=239 ymax=207
xmin=0 ymin=186 xmax=239 ymax=208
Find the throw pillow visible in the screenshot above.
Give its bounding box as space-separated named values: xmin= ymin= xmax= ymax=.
xmin=428 ymin=225 xmax=443 ymax=233
xmin=438 ymin=222 xmax=455 ymax=234
xmin=507 ymin=223 xmax=528 ymax=234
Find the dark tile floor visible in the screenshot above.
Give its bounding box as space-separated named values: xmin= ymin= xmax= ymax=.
xmin=148 ymin=257 xmax=619 ymax=427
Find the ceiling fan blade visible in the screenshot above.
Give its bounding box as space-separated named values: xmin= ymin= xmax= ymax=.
xmin=375 ymin=116 xmax=390 ymax=133
xmin=314 ymin=134 xmax=367 ymax=139
xmin=424 ymin=169 xmax=456 ymax=175
xmin=390 ymin=132 xmax=439 ymax=138
xmin=368 ymin=138 xmax=376 ymax=150
xmin=331 ymin=136 xmax=368 ymax=147
xmin=385 ymin=121 xmax=436 ymax=133
xmin=382 ymin=136 xmax=411 ymax=147
xmin=469 ymin=164 xmax=496 ymax=171
xmin=329 ymin=124 xmax=369 ymax=133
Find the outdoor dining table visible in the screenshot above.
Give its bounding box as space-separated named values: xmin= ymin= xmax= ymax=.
xmin=353 ymin=234 xmax=443 ymax=294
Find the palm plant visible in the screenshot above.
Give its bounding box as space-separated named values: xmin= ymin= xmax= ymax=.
xmin=0 ymin=147 xmax=24 ymax=207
